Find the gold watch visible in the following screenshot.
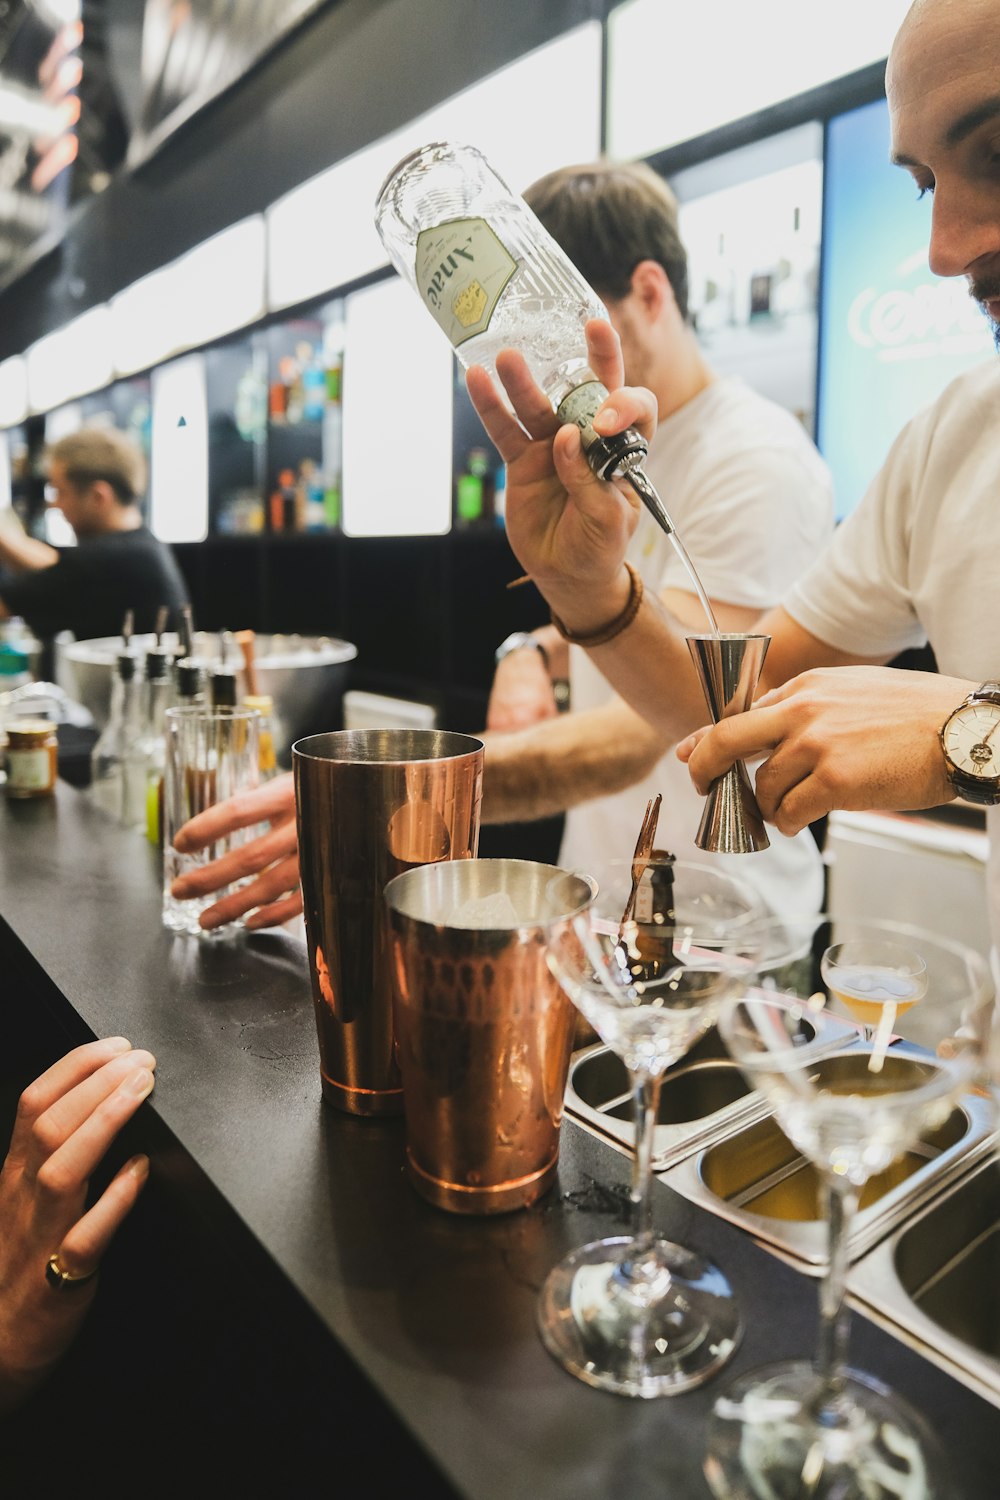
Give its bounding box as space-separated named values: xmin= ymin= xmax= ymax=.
xmin=939 ymin=681 xmax=1000 ymax=806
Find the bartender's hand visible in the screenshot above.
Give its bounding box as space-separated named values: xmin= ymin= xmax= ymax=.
xmin=170 ymin=771 xmax=301 ymax=931
xmin=465 ymin=318 xmax=656 ymax=631
xmin=677 ymin=666 xmax=964 ymax=835
xmin=0 ymin=1038 xmax=155 ymax=1414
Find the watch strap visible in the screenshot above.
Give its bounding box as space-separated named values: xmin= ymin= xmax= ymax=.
xmin=494 ymin=632 xmax=549 ymax=672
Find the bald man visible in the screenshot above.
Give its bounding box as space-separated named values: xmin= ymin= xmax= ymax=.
xmin=467 ymin=0 xmax=1000 ymax=960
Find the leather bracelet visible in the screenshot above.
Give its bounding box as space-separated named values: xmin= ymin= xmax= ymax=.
xmin=550 ymin=563 xmax=644 ymax=647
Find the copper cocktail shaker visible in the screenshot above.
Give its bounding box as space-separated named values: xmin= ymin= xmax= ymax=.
xmin=384 ymin=857 xmax=595 ymax=1213
xmin=293 ymin=728 xmax=484 ymax=1116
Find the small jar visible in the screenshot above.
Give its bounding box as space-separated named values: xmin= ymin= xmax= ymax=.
xmin=5 ymin=717 xmax=57 ymax=799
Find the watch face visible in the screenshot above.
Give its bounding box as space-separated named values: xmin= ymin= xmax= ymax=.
xmin=943 ymin=700 xmax=1000 ymax=781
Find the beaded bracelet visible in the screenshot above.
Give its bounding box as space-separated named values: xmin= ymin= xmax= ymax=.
xmin=549 ymin=563 xmax=644 ymax=647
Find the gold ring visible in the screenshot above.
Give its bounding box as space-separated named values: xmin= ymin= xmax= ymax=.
xmin=45 ymin=1253 xmax=97 ymax=1291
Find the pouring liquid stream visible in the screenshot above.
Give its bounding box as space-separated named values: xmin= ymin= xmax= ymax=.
xmin=618 ymin=462 xmax=721 ymax=639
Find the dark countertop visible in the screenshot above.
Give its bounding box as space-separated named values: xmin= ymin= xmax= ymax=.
xmin=2 ymin=781 xmax=999 ymax=1496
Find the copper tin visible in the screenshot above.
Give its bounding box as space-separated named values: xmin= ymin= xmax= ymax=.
xmin=384 ymin=858 xmax=595 ymax=1213
xmin=293 ymin=728 xmax=483 ymax=1117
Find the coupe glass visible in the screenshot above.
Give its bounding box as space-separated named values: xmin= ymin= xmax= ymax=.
xmin=705 ymin=912 xmax=994 ymax=1499
xmin=537 ymin=855 xmax=764 ymax=1398
xmin=820 ymin=934 xmax=928 ymax=1047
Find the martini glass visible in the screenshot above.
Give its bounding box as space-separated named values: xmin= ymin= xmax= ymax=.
xmin=705 ymin=912 xmax=994 ymax=1499
xmin=537 ymin=855 xmax=763 ymax=1398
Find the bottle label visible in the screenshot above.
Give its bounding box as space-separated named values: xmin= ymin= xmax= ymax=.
xmin=7 ymin=747 xmax=51 ymax=791
xmin=415 ymin=217 xmax=517 ymax=348
xmin=555 ymin=380 xmax=608 ymax=436
xmin=634 ymin=873 xmax=654 ymax=925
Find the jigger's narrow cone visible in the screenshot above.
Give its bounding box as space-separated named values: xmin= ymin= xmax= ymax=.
xmin=687 ymin=633 xmax=771 ymax=855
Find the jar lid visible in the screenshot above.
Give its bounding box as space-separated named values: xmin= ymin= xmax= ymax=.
xmin=7 ymin=718 xmax=55 ymax=742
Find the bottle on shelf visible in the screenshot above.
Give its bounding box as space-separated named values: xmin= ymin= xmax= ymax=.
xmin=302 ymin=343 xmax=327 ymax=423
xmin=279 ymin=468 xmax=298 ymax=532
xmin=455 ymin=446 xmax=492 ymax=527
xmin=284 ymin=353 xmax=305 ymax=425
xmin=322 ymin=311 xmax=344 ymax=531
xmin=493 ymin=462 xmax=507 ymax=527
xmin=301 ymin=458 xmax=327 ymax=532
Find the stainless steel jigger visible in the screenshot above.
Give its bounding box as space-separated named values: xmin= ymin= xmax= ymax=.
xmin=687 ymin=633 xmax=771 ymax=854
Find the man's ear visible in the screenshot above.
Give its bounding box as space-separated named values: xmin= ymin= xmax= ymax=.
xmin=630 ymin=259 xmax=676 ymax=318
xmin=88 ymin=479 xmax=120 ymax=512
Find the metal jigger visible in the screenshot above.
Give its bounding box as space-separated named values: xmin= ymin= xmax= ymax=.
xmin=687 ymin=634 xmax=771 ymax=854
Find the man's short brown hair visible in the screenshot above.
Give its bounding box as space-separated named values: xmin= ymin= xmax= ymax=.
xmin=47 ymin=426 xmax=147 ymax=506
xmin=523 ymin=159 xmax=689 ymax=320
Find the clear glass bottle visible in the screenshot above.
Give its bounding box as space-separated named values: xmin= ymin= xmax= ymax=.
xmin=374 ymin=140 xmax=720 ymax=626
xmin=135 ymin=645 xmax=174 ymax=844
xmin=374 ymin=140 xmax=653 ymax=489
xmin=90 ymin=650 xmax=145 ymax=825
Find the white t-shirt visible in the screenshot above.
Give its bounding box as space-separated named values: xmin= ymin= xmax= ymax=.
xmin=783 ymin=357 xmax=1000 ymax=957
xmin=559 ymin=375 xmax=835 ymax=917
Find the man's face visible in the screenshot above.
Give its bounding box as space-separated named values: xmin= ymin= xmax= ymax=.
xmin=46 ymin=460 xmax=98 ymax=537
xmin=887 ymin=0 xmax=1000 ymax=342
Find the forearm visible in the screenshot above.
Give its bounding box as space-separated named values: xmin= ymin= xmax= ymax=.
xmin=481 ymin=699 xmax=665 ymax=824
xmin=0 ymin=527 xmax=58 ymax=573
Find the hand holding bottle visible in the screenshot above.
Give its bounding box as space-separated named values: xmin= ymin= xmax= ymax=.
xmin=466 ymin=317 xmax=656 ymax=621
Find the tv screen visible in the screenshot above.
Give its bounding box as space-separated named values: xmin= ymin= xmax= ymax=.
xmin=817 ymin=97 xmax=994 ymax=520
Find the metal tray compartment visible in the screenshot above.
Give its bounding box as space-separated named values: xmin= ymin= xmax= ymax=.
xmin=847 ymin=1147 xmax=1000 ymax=1408
xmin=658 ymin=1057 xmax=996 ymax=1273
xmin=563 ymin=1013 xmax=854 ymax=1172
xmin=565 ymin=1030 xmax=766 ymax=1172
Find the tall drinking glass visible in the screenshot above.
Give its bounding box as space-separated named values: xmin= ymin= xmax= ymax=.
xmin=162 ymin=705 xmax=261 ymax=940
xmin=537 ymin=855 xmax=763 ymax=1398
xmin=706 ymin=912 xmax=994 ymax=1499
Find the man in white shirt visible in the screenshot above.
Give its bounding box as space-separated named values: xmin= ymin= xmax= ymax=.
xmin=487 ymin=161 xmax=833 ymax=917
xmin=466 ymin=0 xmax=1000 ymax=961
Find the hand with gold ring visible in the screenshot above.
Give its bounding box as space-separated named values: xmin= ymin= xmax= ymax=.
xmin=0 ymin=1037 xmax=156 ymax=1414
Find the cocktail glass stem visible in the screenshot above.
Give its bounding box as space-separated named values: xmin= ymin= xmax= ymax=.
xmin=618 ymin=1069 xmax=665 ymax=1285
xmin=814 ymin=1177 xmax=860 ymax=1410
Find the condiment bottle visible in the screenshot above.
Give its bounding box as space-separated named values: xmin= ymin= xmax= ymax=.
xmin=243 ymin=693 xmax=282 ymax=779
xmin=5 ymin=718 xmax=57 ymax=799
xmin=633 ymin=848 xmax=677 ymax=975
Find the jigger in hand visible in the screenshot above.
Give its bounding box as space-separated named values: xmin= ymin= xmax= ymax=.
xmin=687 ymin=633 xmax=771 ymax=854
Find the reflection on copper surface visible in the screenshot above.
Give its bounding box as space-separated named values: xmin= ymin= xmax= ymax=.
xmin=293 ymin=729 xmax=484 ymax=1117
xmin=314 ymin=943 xmax=335 ymax=1009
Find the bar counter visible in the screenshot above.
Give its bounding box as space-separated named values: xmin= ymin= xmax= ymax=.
xmin=2 ymin=781 xmax=998 ymax=1495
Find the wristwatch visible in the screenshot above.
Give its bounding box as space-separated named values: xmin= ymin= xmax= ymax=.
xmin=495 ymin=632 xmax=549 ymax=671
xmin=939 ymin=681 xmax=1000 ymax=805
